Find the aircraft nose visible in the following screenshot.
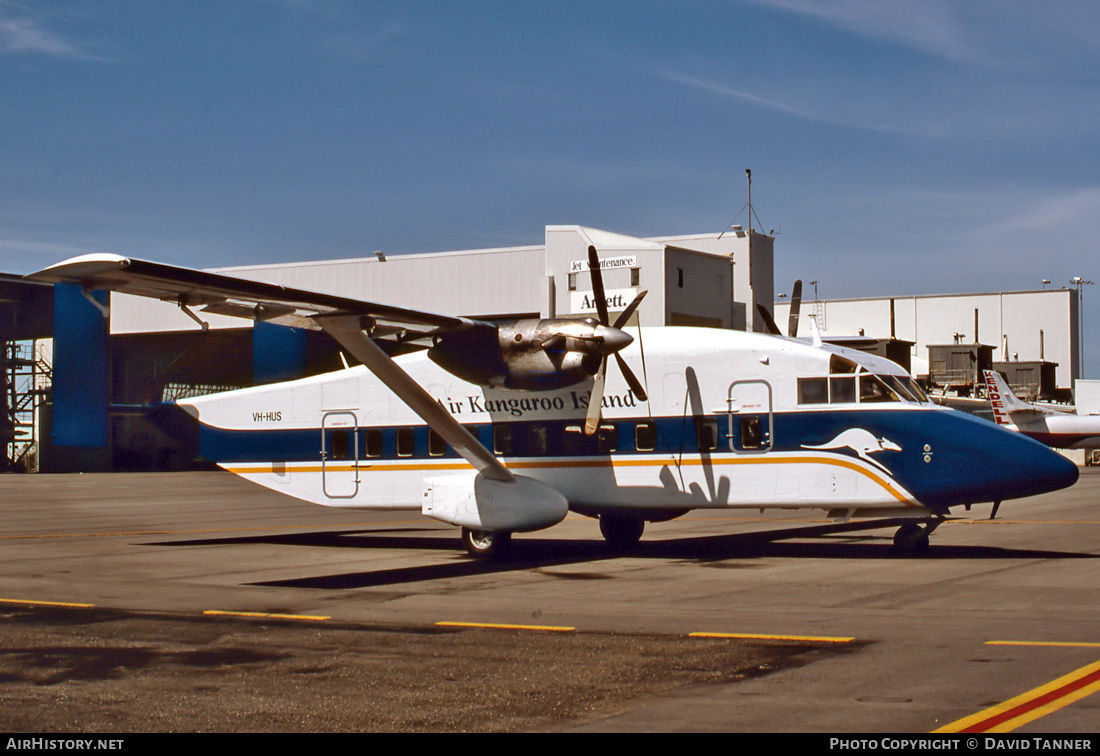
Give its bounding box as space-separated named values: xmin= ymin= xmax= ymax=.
xmin=597 ymin=326 xmax=634 ymax=354
xmin=973 ymin=424 xmax=1079 ymax=502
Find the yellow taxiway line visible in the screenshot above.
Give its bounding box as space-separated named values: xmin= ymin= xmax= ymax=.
xmin=203 ymin=610 xmax=331 ymax=622
xmin=689 ymin=631 xmax=856 ymax=643
xmin=436 ymin=621 xmax=575 ymax=633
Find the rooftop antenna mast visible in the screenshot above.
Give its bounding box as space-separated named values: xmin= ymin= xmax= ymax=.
xmin=719 ymin=168 xmax=764 ymax=239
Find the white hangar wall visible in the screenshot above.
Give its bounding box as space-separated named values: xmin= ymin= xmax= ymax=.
xmin=109 ymin=225 xmax=773 ymax=336
xmin=774 ymin=289 xmax=1078 ymax=387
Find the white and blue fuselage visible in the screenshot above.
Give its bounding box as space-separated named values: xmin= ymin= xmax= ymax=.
xmin=176 ymin=327 xmax=1078 ymax=524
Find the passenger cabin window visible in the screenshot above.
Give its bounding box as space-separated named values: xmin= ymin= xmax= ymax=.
xmin=830 ymin=376 xmax=857 ymax=404
xmin=798 ymin=377 xmax=829 ymax=405
xmin=597 ymin=423 xmax=617 ymax=454
xmin=696 ymin=419 xmax=719 ymax=452
xmin=563 ymin=424 xmax=616 ymax=455
xmin=563 ymin=425 xmax=584 ymax=455
xmin=528 ymin=424 xmax=548 ymax=456
xmin=493 ymin=425 xmax=512 ymax=456
xmin=428 ymin=429 xmax=447 ymax=457
xmin=396 ymin=428 xmax=415 ymax=457
xmin=635 ymin=421 xmax=656 ymax=452
xmin=364 ymin=428 xmax=383 ymax=458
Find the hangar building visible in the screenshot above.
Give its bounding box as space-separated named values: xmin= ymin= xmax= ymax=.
xmin=19 ymin=225 xmax=774 ymax=471
xmin=773 ymin=289 xmax=1078 ymax=400
xmin=2 ymin=222 xmax=1084 ymax=473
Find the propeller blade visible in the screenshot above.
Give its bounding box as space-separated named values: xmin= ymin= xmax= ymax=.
xmin=788 ymin=279 xmax=802 ymax=338
xmin=584 ymin=359 xmax=606 ymax=435
xmin=612 ymin=289 xmax=648 ymax=330
xmin=587 ymin=245 xmax=609 ymax=326
xmin=755 ymin=303 xmax=782 ymax=336
xmin=615 ymin=352 xmax=648 ymax=402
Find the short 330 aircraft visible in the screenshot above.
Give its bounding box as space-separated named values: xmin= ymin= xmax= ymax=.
xmin=29 ymin=249 xmax=1079 ymax=557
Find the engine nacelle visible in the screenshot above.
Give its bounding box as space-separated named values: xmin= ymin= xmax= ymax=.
xmin=427 ymin=318 xmax=625 ymax=391
xmin=421 ymin=473 xmax=569 ymax=532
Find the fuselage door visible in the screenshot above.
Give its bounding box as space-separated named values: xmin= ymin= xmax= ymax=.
xmin=321 ymin=411 xmax=359 ymax=499
xmin=726 ymin=380 xmax=774 ymax=453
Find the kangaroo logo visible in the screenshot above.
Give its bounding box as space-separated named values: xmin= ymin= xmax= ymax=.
xmin=802 ymin=428 xmax=902 ymax=475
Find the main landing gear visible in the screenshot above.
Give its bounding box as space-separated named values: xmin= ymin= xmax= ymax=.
xmin=891 ymin=517 xmax=944 ymax=556
xmin=599 ymin=513 xmax=645 ymax=549
xmin=461 ymin=527 xmax=512 ymax=559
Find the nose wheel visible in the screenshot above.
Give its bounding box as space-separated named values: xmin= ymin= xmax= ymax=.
xmin=892 ymin=517 xmax=942 ymax=556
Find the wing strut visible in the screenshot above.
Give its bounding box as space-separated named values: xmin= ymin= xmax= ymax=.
xmin=312 ymin=314 xmax=515 ymax=483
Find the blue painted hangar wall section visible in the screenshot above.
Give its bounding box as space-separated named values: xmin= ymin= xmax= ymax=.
xmin=49 ymin=283 xmax=110 ymax=469
xmin=48 ymin=285 xmax=307 ymax=471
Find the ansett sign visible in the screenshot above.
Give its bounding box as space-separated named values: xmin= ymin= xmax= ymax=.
xmin=571 ymin=288 xmax=640 ymax=314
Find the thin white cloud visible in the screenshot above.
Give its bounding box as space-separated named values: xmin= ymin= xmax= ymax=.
xmin=741 ymin=0 xmax=981 ymax=64
xmin=0 ymin=4 xmax=97 ymax=59
xmin=653 ymin=68 xmax=925 ymax=136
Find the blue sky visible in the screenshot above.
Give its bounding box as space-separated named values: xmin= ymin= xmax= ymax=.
xmin=3 ymin=1 xmax=1100 ymax=374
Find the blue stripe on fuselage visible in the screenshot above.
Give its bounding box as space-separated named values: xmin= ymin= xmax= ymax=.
xmin=191 ymin=406 xmax=1077 ymax=509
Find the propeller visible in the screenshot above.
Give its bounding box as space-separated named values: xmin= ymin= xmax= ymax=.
xmin=787 ymin=279 xmax=802 ymax=338
xmin=584 ymin=245 xmax=648 ymax=435
xmin=757 ymin=279 xmax=803 ymax=338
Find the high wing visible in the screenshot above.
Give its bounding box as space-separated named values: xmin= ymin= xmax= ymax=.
xmin=27 ymin=253 xmax=514 ymax=482
xmin=27 ymin=253 xmax=489 ymax=348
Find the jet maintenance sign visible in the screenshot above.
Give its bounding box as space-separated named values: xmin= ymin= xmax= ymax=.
xmin=569 ymin=255 xmax=637 ymax=273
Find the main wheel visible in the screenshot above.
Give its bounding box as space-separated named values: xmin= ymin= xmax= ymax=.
xmin=599 ymin=513 xmax=645 ymax=549
xmin=461 ymin=527 xmax=512 ymax=559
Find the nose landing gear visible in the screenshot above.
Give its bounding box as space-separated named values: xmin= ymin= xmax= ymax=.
xmin=892 ymin=517 xmax=944 ymax=555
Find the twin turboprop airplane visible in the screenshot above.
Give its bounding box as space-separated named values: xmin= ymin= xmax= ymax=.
xmin=984 ymin=369 xmax=1100 ymax=450
xmin=28 ymin=250 xmax=1079 ymax=557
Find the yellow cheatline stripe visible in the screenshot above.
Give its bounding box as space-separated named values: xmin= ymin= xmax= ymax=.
xmin=986 ymin=640 xmax=1100 ymax=649
xmin=204 ymin=610 xmax=330 ymax=622
xmin=225 ymin=451 xmax=918 ymax=506
xmin=933 ymin=658 xmax=1100 ymax=733
xmin=689 ymin=631 xmax=856 ymax=644
xmin=0 ymin=598 xmax=95 ymax=608
xmin=436 ymin=621 xmax=575 ymax=633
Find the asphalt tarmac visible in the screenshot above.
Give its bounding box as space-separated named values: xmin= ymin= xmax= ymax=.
xmin=1 ymin=468 xmax=1098 ymax=733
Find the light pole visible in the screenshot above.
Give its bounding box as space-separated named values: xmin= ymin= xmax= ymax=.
xmin=1071 ymin=277 xmax=1093 ymax=378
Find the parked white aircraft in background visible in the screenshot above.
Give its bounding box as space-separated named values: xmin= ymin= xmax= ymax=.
xmin=27 ymin=251 xmax=1079 ymax=558
xmin=984 ymin=369 xmax=1100 ymax=450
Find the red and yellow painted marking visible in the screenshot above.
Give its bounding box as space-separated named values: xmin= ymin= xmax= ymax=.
xmin=934 ymin=658 xmax=1100 ymax=733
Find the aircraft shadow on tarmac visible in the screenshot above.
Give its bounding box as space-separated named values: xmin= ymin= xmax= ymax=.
xmin=150 ymin=519 xmax=1097 ymax=591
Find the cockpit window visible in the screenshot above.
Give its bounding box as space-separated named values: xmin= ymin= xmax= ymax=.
xmin=881 ymin=374 xmax=927 ymax=403
xmin=829 ymin=354 xmax=859 ymax=374
xmin=859 ymin=374 xmax=901 ymax=403
xmin=799 ymin=361 xmax=925 ymax=407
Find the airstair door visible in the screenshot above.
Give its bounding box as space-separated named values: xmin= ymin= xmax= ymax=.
xmin=726 ymin=380 xmax=774 ymax=453
xmin=321 ymin=411 xmax=359 ymax=499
